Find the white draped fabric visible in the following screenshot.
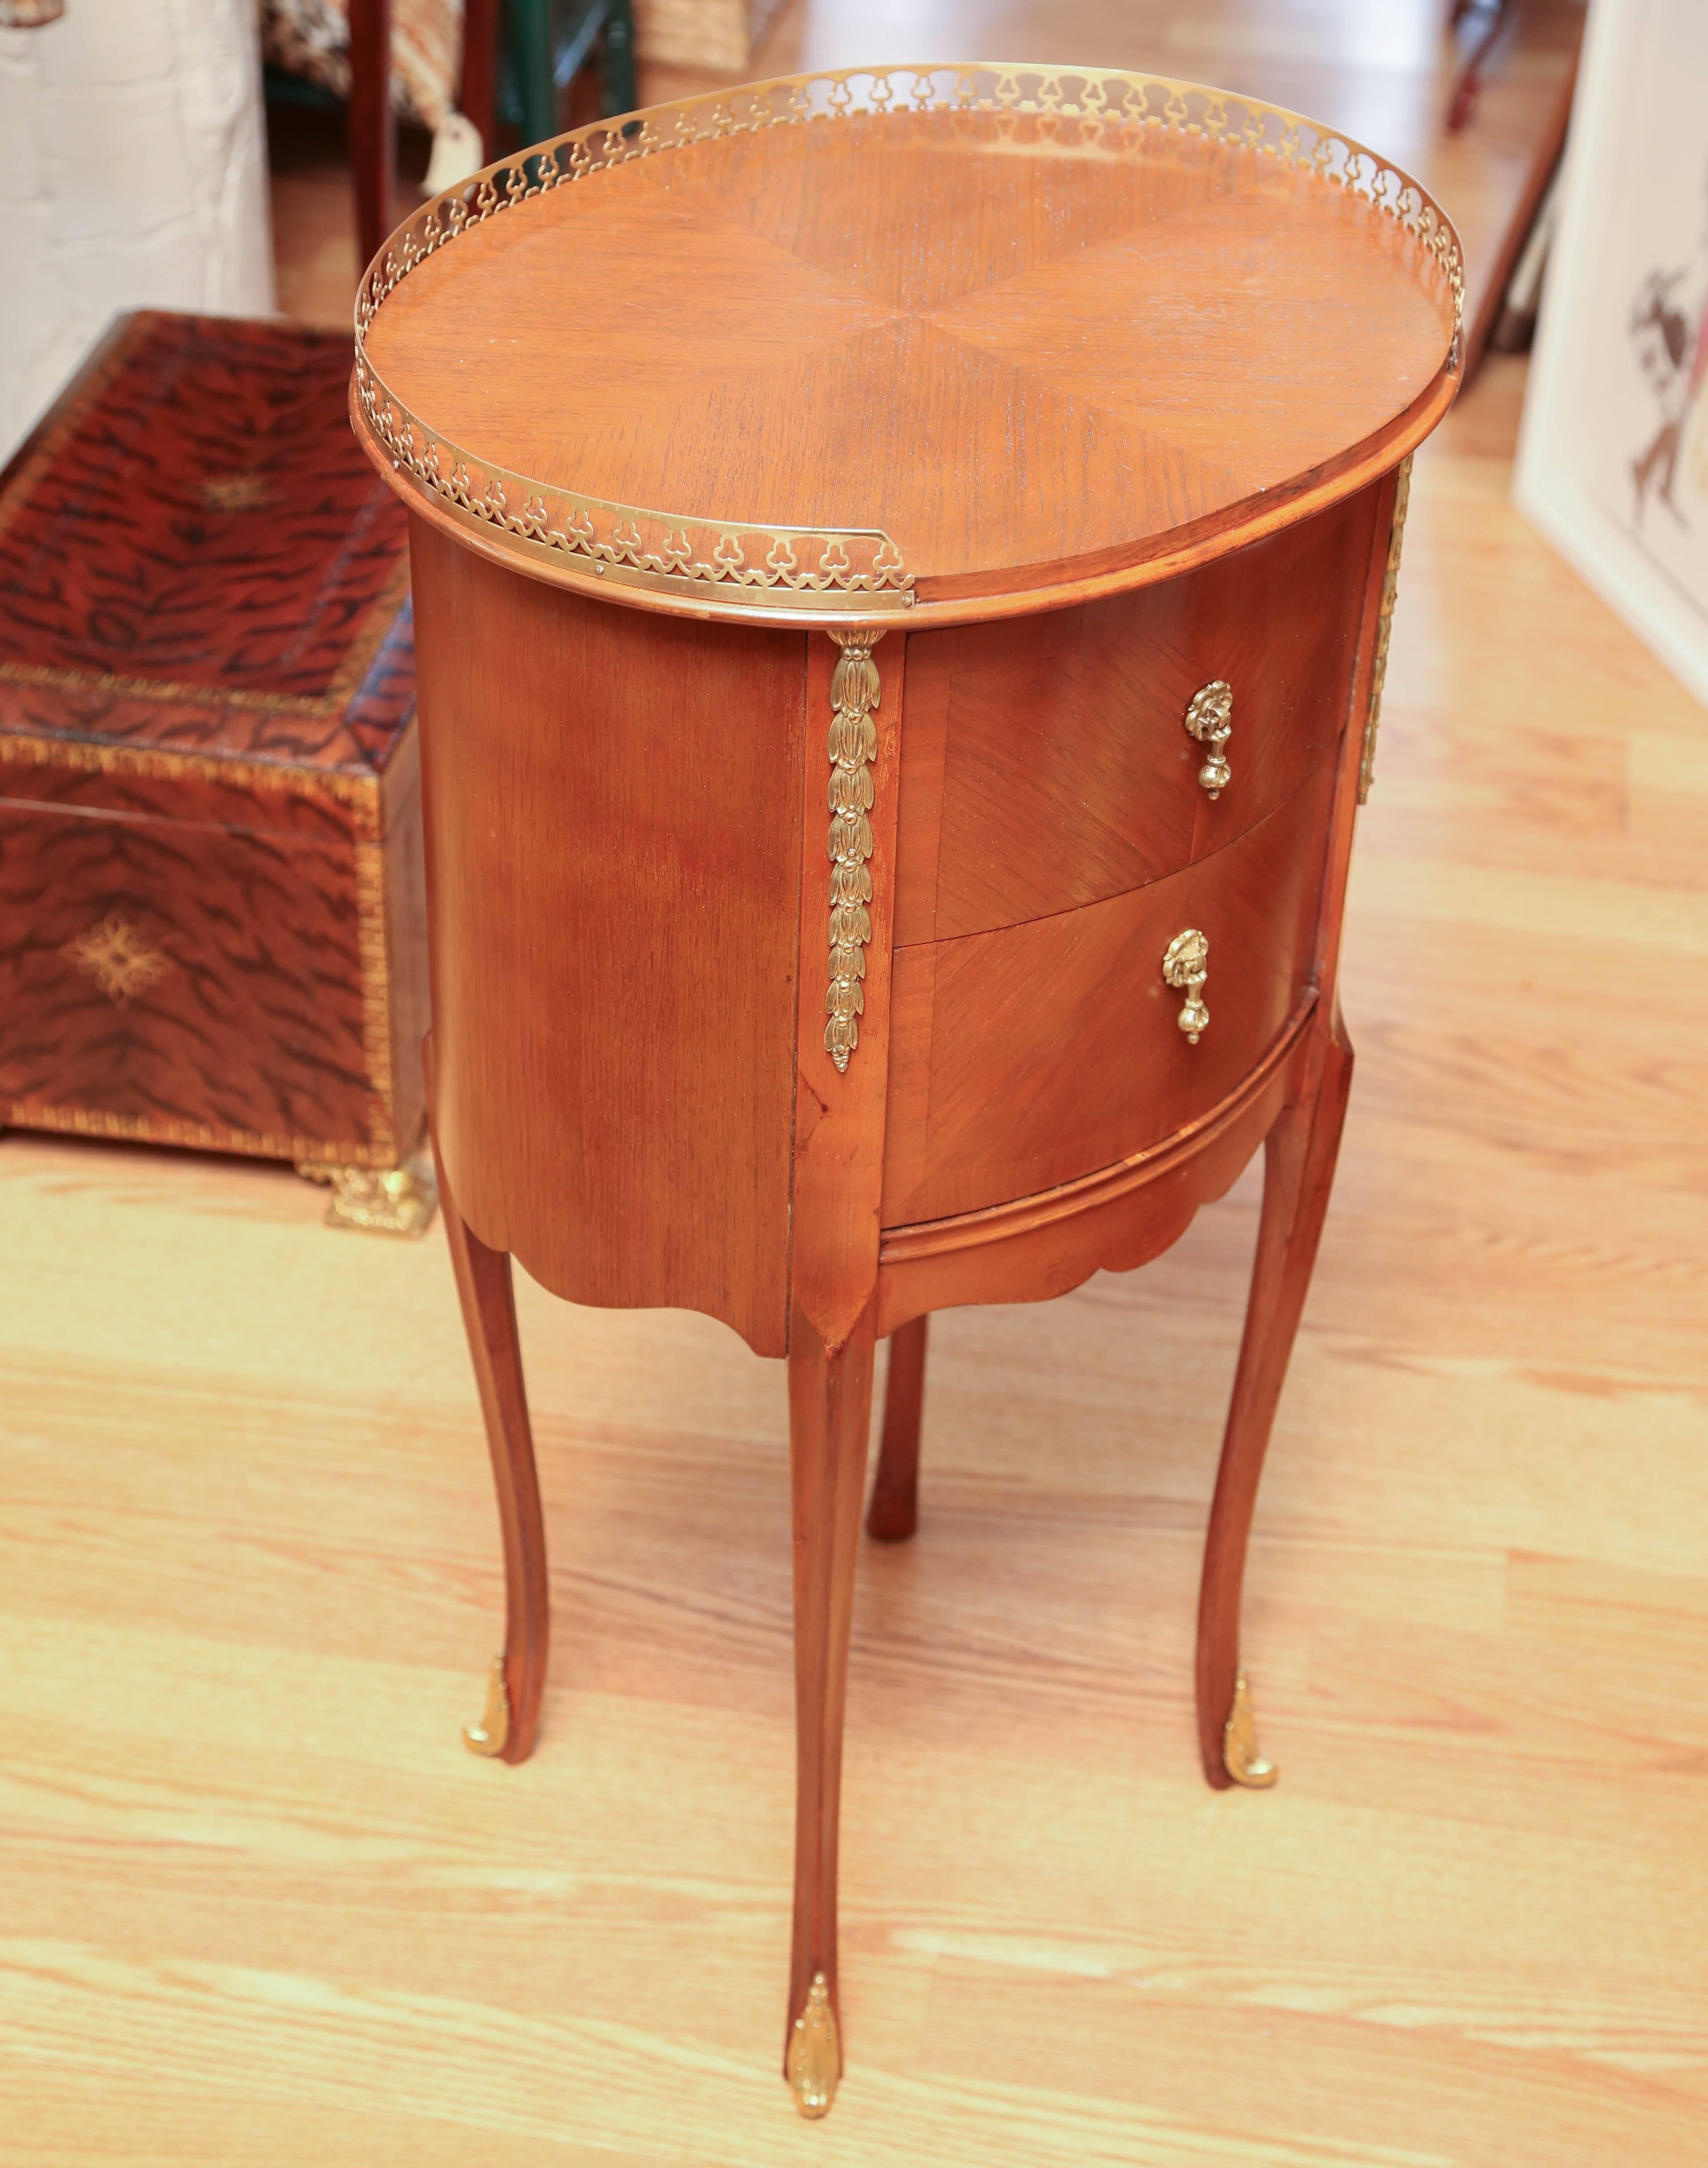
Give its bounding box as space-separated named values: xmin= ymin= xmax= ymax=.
xmin=0 ymin=0 xmax=275 ymax=463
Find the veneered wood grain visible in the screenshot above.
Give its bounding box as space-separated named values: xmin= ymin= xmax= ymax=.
xmin=867 ymin=1313 xmax=927 ymax=1542
xmin=409 ymin=517 xmax=806 ymax=1356
xmin=1186 ymin=491 xmax=1385 ymax=863
xmin=889 ymin=650 xmax=949 ymax=948
xmin=873 ymin=931 xmax=936 ymax=1214
xmin=359 ymin=97 xmax=1456 ymax=609
xmin=875 ymin=1029 xmax=1301 ymax=1337
xmin=894 ymin=490 xmax=1380 ymax=944
xmin=278 ymin=0 xmax=1581 ymax=402
xmin=891 ymin=607 xmax=1196 ymax=946
xmin=882 ymin=758 xmax=1339 ymax=1226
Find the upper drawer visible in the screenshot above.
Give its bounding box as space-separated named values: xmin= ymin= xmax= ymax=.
xmin=891 ymin=484 xmax=1381 ymax=945
xmin=882 ymin=757 xmax=1337 ymax=1228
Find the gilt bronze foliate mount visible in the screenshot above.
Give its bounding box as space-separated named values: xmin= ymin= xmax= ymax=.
xmin=824 ymin=630 xmax=884 ymax=1074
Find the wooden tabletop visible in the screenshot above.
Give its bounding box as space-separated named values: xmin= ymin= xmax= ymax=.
xmin=354 ymin=66 xmax=1462 ymax=625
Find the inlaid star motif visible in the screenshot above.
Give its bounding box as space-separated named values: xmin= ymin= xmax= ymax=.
xmin=65 ymin=911 xmax=173 ymax=1005
xmin=199 ymin=470 xmax=277 ymax=513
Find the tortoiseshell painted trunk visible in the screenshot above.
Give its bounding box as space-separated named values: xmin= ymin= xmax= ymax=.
xmin=0 ymin=311 xmax=427 ymax=1168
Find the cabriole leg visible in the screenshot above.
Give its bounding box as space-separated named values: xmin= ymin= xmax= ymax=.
xmin=783 ymin=1302 xmax=875 ymax=2118
xmin=431 ymin=1119 xmax=550 ymax=1766
xmin=867 ymin=1314 xmax=929 ymax=1542
xmin=1196 ymin=1012 xmax=1354 ymax=1791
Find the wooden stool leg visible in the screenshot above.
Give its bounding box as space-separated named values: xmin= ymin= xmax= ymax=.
xmin=783 ymin=1303 xmax=874 ymax=2118
xmin=1196 ymin=1014 xmax=1354 ymax=1791
xmin=431 ymin=1124 xmax=550 ymax=1767
xmin=866 ymin=1314 xmax=928 ymax=1542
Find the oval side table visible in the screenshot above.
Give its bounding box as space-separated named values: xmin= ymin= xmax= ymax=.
xmin=351 ymin=64 xmax=1461 ymax=2121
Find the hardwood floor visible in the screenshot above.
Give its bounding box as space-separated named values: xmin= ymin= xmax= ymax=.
xmin=9 ymin=9 xmax=1708 ymax=2164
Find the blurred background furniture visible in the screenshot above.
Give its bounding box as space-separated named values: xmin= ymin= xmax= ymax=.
xmin=502 ymin=0 xmax=634 ymax=142
xmin=1447 ymin=0 xmax=1515 ymax=129
xmin=0 ymin=0 xmax=274 ymax=464
xmin=263 ymin=0 xmax=635 ymax=269
xmin=353 ymin=65 xmax=1461 ymax=2115
xmin=631 ymin=0 xmax=782 ymax=71
xmin=0 ymin=311 xmax=433 ymax=1233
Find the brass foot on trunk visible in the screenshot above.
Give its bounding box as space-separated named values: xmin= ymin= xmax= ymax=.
xmin=1223 ymin=1669 xmax=1278 ymax=1789
xmin=786 ymin=1972 xmax=841 ymax=2119
xmin=463 ymin=1655 xmax=511 ymax=1757
xmin=297 ymin=1150 xmax=439 ymax=1236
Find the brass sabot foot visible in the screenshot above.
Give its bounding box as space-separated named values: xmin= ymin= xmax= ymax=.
xmin=463 ymin=1655 xmax=511 ymax=1757
xmin=786 ymin=1971 xmax=841 ymax=2119
xmin=1223 ymin=1669 xmax=1278 ymax=1789
xmin=297 ymin=1151 xmax=439 ymax=1237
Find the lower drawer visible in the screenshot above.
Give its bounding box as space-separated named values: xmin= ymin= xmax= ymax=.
xmin=881 ymin=756 xmax=1337 ymax=1224
xmin=0 ymin=796 xmax=418 ymax=1162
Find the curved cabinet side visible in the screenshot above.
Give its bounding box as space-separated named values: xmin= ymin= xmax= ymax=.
xmin=408 ymin=517 xmax=806 ymax=1357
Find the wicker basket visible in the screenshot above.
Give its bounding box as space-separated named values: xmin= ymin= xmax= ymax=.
xmin=632 ymin=0 xmax=786 ymax=72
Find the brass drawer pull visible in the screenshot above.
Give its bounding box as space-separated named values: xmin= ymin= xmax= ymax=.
xmin=1162 ymin=928 xmax=1209 ymax=1042
xmin=1184 ymin=679 xmax=1233 ymax=797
